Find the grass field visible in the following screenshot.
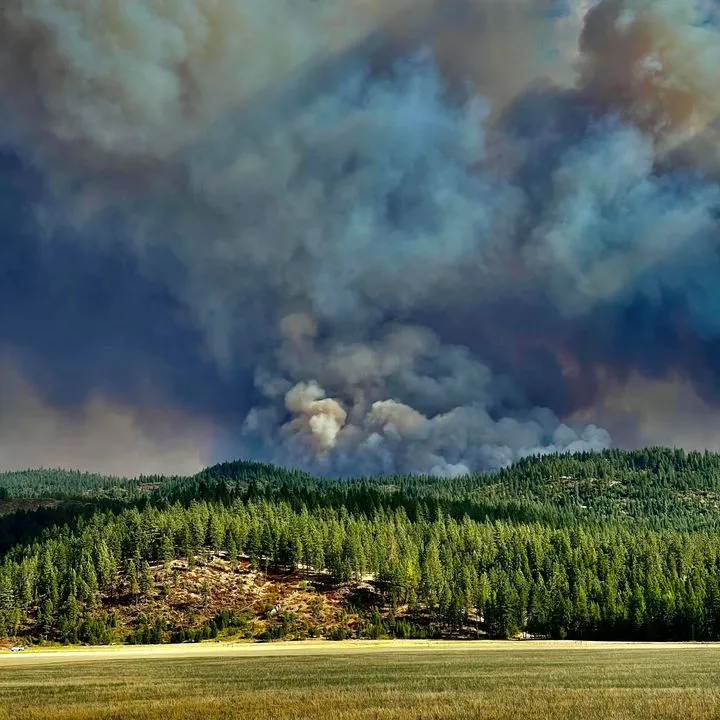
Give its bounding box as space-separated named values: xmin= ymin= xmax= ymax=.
xmin=1 ymin=641 xmax=719 ymax=719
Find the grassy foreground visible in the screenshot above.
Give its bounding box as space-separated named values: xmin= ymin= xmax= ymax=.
xmin=1 ymin=641 xmax=720 ymax=719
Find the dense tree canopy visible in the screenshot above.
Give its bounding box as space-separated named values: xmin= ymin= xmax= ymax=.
xmin=3 ymin=448 xmax=720 ymax=644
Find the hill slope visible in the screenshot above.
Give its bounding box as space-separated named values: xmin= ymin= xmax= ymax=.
xmin=3 ymin=448 xmax=720 ymax=646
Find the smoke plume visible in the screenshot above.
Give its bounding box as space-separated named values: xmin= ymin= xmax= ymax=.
xmin=0 ymin=0 xmax=719 ymax=475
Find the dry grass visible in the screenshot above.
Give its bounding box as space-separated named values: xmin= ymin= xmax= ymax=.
xmin=1 ymin=642 xmax=720 ymax=719
xmin=26 ymin=556 xmax=352 ymax=642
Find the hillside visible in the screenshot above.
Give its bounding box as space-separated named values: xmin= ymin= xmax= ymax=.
xmin=3 ymin=448 xmax=720 ymax=646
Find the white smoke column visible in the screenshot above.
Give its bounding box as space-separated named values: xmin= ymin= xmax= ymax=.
xmin=284 ymin=381 xmax=348 ymax=451
xmin=244 ymin=315 xmax=611 ymax=475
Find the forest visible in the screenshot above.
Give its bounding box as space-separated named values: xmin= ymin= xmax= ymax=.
xmin=2 ymin=448 xmax=720 ymax=645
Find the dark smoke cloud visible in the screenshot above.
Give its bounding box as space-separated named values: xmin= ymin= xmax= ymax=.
xmin=0 ymin=0 xmax=719 ymax=475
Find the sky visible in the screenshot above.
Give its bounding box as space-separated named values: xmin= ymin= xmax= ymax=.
xmin=1 ymin=0 xmax=720 ymax=476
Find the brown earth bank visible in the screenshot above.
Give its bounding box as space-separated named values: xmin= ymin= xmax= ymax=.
xmin=1 ymin=552 xmax=454 ymax=648
xmin=0 ymin=498 xmax=60 ymax=516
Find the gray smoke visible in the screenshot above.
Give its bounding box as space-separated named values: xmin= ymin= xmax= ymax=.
xmin=1 ymin=0 xmax=719 ymax=474
xmin=245 ymin=318 xmax=610 ymax=475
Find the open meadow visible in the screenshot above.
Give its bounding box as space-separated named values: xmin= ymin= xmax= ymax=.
xmin=1 ymin=641 xmax=720 ymax=720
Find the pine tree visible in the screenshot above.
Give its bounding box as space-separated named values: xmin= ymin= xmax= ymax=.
xmin=40 ymin=599 xmax=55 ymax=637
xmin=140 ymin=560 xmax=154 ymax=598
xmin=37 ymin=548 xmax=59 ymax=605
xmin=0 ymin=572 xmax=14 ymax=610
xmin=127 ymin=559 xmax=140 ymax=599
xmin=160 ymin=535 xmax=174 ymax=565
xmin=226 ymin=531 xmax=238 ymax=563
xmin=420 ymin=539 xmax=444 ymax=611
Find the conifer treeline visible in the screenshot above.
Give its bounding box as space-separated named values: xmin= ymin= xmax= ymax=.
xmin=167 ymin=447 xmax=720 ymax=532
xmin=2 ymin=492 xmax=720 ymax=643
xmin=4 ymin=448 xmax=720 ymax=643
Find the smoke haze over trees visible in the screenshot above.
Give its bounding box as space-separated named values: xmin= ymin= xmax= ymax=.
xmin=1 ymin=1 xmax=720 ymax=475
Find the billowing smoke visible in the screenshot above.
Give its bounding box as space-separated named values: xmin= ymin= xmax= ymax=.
xmin=0 ymin=0 xmax=719 ymax=475
xmin=247 ymin=316 xmax=610 ymax=475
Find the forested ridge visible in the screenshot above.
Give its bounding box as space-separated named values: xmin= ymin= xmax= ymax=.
xmin=3 ymin=448 xmax=720 ymax=645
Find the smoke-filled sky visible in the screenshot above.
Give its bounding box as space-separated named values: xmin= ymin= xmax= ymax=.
xmin=1 ymin=0 xmax=720 ymax=476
